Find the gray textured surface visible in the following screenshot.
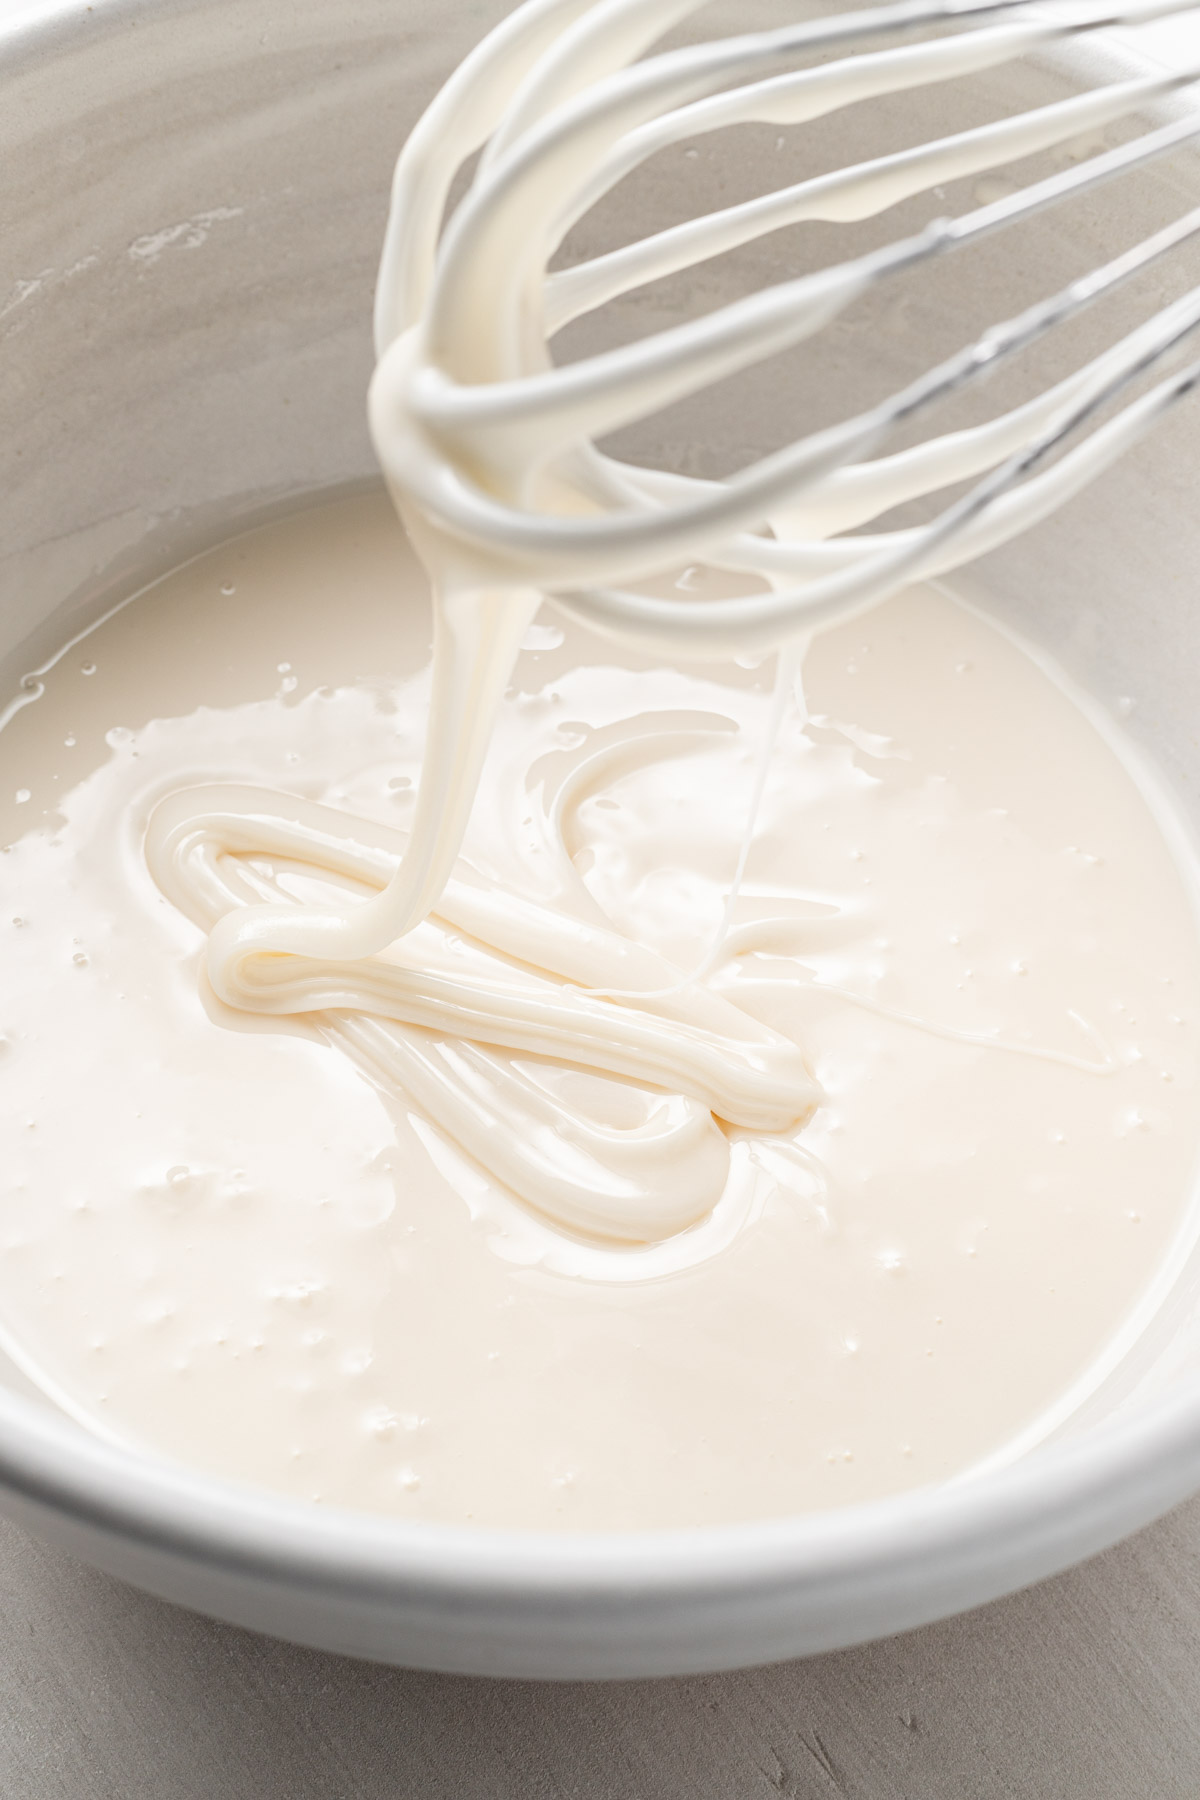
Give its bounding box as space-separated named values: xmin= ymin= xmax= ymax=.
xmin=2 ymin=1500 xmax=1200 ymax=1798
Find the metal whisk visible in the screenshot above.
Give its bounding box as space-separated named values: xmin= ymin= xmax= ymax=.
xmin=371 ymin=0 xmax=1200 ymax=656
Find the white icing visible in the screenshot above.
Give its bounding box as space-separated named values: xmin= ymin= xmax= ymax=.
xmin=4 ymin=497 xmax=1200 ymax=1525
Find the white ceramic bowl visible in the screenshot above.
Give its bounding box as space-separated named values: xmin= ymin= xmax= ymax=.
xmin=2 ymin=0 xmax=1200 ymax=1678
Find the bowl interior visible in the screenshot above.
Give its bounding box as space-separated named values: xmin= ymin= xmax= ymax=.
xmin=3 ymin=0 xmax=1200 ymax=1654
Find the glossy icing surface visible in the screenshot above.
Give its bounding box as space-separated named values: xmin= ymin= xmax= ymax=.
xmin=0 ymin=491 xmax=1197 ymax=1526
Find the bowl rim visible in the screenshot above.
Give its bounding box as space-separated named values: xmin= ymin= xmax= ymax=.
xmin=1 ymin=1365 xmax=1200 ymax=1610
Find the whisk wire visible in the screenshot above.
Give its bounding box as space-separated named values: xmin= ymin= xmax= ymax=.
xmin=372 ymin=0 xmax=1200 ymax=652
